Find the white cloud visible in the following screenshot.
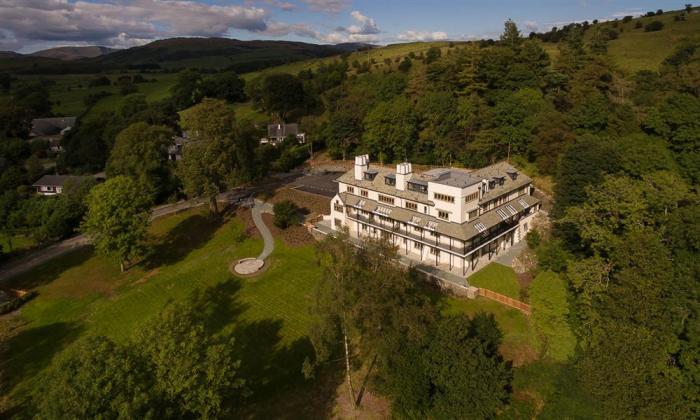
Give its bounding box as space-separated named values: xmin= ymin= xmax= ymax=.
xmin=397 ymin=31 xmax=448 ymax=42
xmin=343 ymin=10 xmax=379 ymax=35
xmin=301 ymin=0 xmax=350 ymax=13
xmin=522 ymin=20 xmax=539 ymax=33
xmin=0 ymin=0 xmax=269 ymax=50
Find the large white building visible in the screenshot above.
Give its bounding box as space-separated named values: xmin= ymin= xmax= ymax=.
xmin=326 ymin=155 xmax=540 ymax=276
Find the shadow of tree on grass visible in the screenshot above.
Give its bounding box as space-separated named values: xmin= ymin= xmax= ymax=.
xmin=4 ymin=247 xmax=94 ymax=291
xmin=146 ymin=213 xmax=225 ymax=269
xmin=187 ymin=278 xmax=342 ymax=419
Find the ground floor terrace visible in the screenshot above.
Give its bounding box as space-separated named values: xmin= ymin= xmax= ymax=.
xmin=320 ymin=209 xmax=536 ymax=280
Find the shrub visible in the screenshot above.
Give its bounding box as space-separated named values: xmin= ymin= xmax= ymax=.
xmin=526 ymin=229 xmax=541 ymax=249
xmin=0 ymin=290 xmax=37 ymax=315
xmin=273 ymin=200 xmax=300 ymax=229
xmin=529 ymin=271 xmax=576 ymax=361
xmin=536 ymin=239 xmax=571 ymax=273
xmin=622 ymin=15 xmax=633 ymax=23
xmin=644 ymin=20 xmax=664 ymax=32
xmin=635 ymin=21 xmax=643 ymax=29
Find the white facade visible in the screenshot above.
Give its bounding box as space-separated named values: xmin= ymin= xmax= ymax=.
xmin=326 ymin=156 xmax=540 ymax=276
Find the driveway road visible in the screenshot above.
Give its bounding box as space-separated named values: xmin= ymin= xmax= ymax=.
xmin=0 ymin=188 xmax=254 ymax=284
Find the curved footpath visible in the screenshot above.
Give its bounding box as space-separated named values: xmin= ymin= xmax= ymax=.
xmin=251 ymin=200 xmax=275 ymax=260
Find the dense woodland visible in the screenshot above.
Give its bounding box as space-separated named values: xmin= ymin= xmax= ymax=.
xmin=0 ymin=10 xmax=699 ymax=418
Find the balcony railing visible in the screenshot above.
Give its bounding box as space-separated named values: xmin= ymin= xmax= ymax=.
xmin=346 ymin=208 xmax=520 ymax=257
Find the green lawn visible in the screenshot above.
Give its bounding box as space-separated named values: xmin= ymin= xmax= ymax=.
xmin=0 ymin=234 xmax=36 ymax=254
xmin=1 ymin=207 xmax=573 ymax=417
xmin=1 ymin=207 xmax=332 ymax=416
xmin=468 ymin=263 xmax=522 ymax=300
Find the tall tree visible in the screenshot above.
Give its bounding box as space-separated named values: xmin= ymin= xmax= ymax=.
xmin=176 ymin=99 xmax=252 ymax=214
xmin=81 ymin=176 xmax=151 ymax=272
xmin=107 ymin=122 xmax=174 ymax=201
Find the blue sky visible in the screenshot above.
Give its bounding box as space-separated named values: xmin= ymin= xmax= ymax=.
xmin=0 ymin=0 xmax=680 ymax=52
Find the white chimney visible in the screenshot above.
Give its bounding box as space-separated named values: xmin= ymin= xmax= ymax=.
xmin=354 ymin=154 xmax=369 ymax=180
xmin=396 ymin=162 xmax=412 ymax=191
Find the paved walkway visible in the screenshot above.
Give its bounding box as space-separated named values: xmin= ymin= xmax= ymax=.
xmin=494 ymin=239 xmax=527 ymax=267
xmin=0 ymin=190 xmax=252 ymax=284
xmin=251 ymin=200 xmax=275 ymax=260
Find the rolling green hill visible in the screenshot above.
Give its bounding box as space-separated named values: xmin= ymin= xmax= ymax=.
xmin=544 ymin=7 xmax=700 ymax=73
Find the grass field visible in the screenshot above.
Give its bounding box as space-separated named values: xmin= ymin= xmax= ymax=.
xmin=0 ymin=234 xmax=36 ymax=254
xmin=543 ymin=8 xmax=700 ymax=73
xmin=467 ymin=263 xmax=522 ymax=300
xmin=0 ymin=205 xmax=581 ymax=417
xmin=0 ymin=207 xmax=331 ymax=416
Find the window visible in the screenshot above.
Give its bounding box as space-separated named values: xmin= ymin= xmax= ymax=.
xmin=378 ymin=194 xmax=395 ymax=205
xmin=361 ymin=190 xmax=368 ymax=197
xmin=468 ymin=209 xmax=479 ymax=219
xmin=438 ymin=210 xmax=449 ymax=220
xmin=413 ymin=226 xmax=422 ymax=233
xmin=385 ymin=176 xmax=396 ymax=186
xmin=334 ymin=218 xmax=342 ymax=228
xmin=464 ymin=191 xmax=479 ymax=203
xmin=407 ymin=182 xmax=428 ymax=193
xmin=347 ymin=186 xmax=354 ymax=194
xmin=433 ymin=192 xmax=454 ymax=203
xmin=403 ymin=238 xmax=407 ymax=244
xmin=474 ymin=222 xmax=486 ymax=233
xmin=430 ymin=247 xmax=439 ymax=256
xmin=361 ymin=224 xmax=368 ymax=231
xmin=405 ymin=201 xmax=417 ymax=211
xmin=414 ymin=242 xmax=423 ymax=250
xmin=334 ymin=202 xmax=343 ymax=212
xmin=424 ymin=206 xmax=428 ymax=214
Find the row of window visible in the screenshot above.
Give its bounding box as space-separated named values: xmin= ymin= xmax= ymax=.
xmin=433 ymin=192 xmax=455 ymax=203
xmin=378 ymin=194 xmax=394 ymax=204
xmin=464 ymin=191 xmax=479 ymax=203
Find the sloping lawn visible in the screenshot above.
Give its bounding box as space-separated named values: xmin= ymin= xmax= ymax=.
xmin=468 ymin=262 xmax=521 ymax=299
xmin=1 ymin=207 xmax=331 ymax=417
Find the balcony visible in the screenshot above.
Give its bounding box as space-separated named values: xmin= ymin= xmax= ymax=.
xmin=346 ymin=208 xmax=520 ymax=257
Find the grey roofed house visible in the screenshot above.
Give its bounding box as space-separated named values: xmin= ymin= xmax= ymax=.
xmin=29 ymin=117 xmax=77 ymax=137
xmin=268 ymin=123 xmax=299 ymax=139
xmin=261 ymin=123 xmax=306 ymax=145
xmin=32 ymin=174 xmax=89 ymax=195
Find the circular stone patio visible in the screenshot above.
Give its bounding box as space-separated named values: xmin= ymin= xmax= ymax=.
xmin=233 ymin=258 xmax=265 ymax=275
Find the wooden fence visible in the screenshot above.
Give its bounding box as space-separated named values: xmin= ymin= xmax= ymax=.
xmin=478 ymin=288 xmax=531 ymax=315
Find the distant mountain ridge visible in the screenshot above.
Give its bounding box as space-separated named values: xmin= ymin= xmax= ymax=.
xmin=0 ymin=38 xmax=371 ymax=74
xmin=30 ymin=46 xmax=117 ymax=60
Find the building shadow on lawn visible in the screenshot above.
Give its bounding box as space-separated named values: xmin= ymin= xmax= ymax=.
xmin=5 ymin=247 xmax=94 ymax=291
xmin=146 ymin=211 xmax=226 ymax=269
xmin=1 ymin=321 xmax=83 ymax=397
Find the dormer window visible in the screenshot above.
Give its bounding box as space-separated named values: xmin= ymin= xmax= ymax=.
xmin=384 ymin=175 xmax=396 ymax=186
xmin=364 ymin=169 xmax=378 ymax=181
xmin=407 ymin=180 xmax=428 ymax=193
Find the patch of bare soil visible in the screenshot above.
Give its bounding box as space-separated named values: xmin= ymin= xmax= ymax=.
xmin=235 ymin=208 xmax=261 ymax=240
xmin=517 ymin=271 xmax=534 ymax=302
xmin=262 ymin=213 xmax=315 ymax=247
xmin=500 ymin=341 xmax=540 ymax=368
xmin=132 ymin=268 xmax=160 ymax=286
xmin=266 ymin=187 xmax=331 ymax=218
xmin=333 ymin=379 xmax=391 ymax=420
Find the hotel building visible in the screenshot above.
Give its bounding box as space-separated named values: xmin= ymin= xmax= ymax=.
xmin=326 ymin=155 xmax=540 ymax=276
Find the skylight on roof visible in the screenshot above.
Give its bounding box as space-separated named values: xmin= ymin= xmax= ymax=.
xmin=427 ymin=221 xmax=438 ymax=230
xmin=376 ymin=206 xmax=392 ymax=216
xmin=496 ymin=209 xmax=509 ymax=221
xmin=475 ymin=223 xmax=486 ymax=233
xmin=358 ymin=200 xmax=366 ymax=207
xmin=518 ymin=198 xmax=529 ymax=209
xmin=506 ymin=205 xmax=517 ymax=216
xmin=410 ymin=216 xmax=422 ymax=224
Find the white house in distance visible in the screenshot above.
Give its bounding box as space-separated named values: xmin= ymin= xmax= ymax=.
xmin=326 ymin=155 xmax=540 ymax=276
xmin=29 ymin=117 xmax=76 ymax=153
xmin=260 ymin=123 xmax=306 ymax=145
xmin=32 ymin=175 xmax=89 ymax=195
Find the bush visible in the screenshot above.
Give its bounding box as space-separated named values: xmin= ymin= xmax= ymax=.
xmin=644 ymin=20 xmax=664 ymax=32
xmin=635 ymin=21 xmax=643 ymax=29
xmin=529 ymin=271 xmax=576 ymax=361
xmin=622 ymin=15 xmax=633 ymax=23
xmin=526 ymin=229 xmax=541 ymax=249
xmin=536 ymin=239 xmax=571 ymax=273
xmin=273 ymin=200 xmax=300 ymax=229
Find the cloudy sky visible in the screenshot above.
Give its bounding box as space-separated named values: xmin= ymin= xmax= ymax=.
xmin=0 ymin=0 xmax=678 ymax=53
